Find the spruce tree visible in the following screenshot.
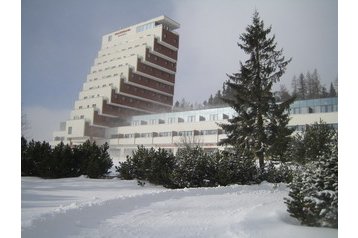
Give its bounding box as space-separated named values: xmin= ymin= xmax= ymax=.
xmin=329 ymin=82 xmax=337 ymax=97
xmin=219 ymin=11 xmax=293 ymax=169
xmin=285 ymin=132 xmax=338 ymax=228
xmin=297 ymin=73 xmax=306 ymax=99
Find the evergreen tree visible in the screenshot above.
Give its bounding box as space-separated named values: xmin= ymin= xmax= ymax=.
xmin=51 ymin=142 xmax=76 ymax=178
xmin=303 ymin=120 xmax=335 ymax=162
xmin=320 ymin=85 xmax=329 ymax=98
xmin=276 ymin=85 xmax=291 ymax=102
xmin=171 ymin=145 xmax=217 ymax=188
xmin=291 ymin=75 xmax=298 ymax=97
xmin=306 ymin=69 xmax=322 ymax=99
xmin=285 ymin=132 xmax=338 ymax=228
xmin=208 ymin=94 xmax=214 ymax=106
xmin=212 ymin=90 xmax=223 ymax=105
xmin=329 ymin=82 xmax=337 ymax=97
xmin=297 ymin=73 xmax=307 ymax=99
xmin=219 ymin=11 xmax=293 ymax=169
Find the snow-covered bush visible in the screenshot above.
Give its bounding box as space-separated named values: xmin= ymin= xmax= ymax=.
xmin=286 ymin=120 xmax=336 ymax=164
xmin=259 ymin=162 xmax=293 ymax=183
xmin=117 ymin=146 xmax=175 ymax=187
xmin=116 ymin=146 xmax=152 ymax=180
xmin=171 ymin=145 xmax=217 ymax=188
xmin=216 ymin=150 xmax=259 ymax=185
xmin=285 ymin=132 xmax=338 ymax=228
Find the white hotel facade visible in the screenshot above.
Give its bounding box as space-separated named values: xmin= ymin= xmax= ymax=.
xmin=52 ymin=16 xmax=338 ymax=161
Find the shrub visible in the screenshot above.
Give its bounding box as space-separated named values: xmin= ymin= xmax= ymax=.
xmin=171 ymin=145 xmax=217 ymax=188
xmin=23 ymin=139 xmax=53 ymax=178
xmin=81 ymin=142 xmax=113 ymax=178
xmin=285 ymin=132 xmax=338 ymax=228
xmin=259 ymin=162 xmax=294 ymax=183
xmin=147 ymin=148 xmax=175 ymax=187
xmin=287 ymin=120 xmax=336 ymax=164
xmin=21 ymin=138 xmax=113 ymax=179
xmin=116 ymin=146 xmax=175 ymax=187
xmin=116 ymin=146 xmax=153 ymax=180
xmin=51 ymin=142 xmax=77 ymax=178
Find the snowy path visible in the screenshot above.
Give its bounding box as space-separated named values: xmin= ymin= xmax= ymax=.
xmin=21 ymin=177 xmax=337 ymax=238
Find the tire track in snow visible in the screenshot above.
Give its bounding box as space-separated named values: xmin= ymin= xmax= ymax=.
xmin=22 ymin=183 xmax=285 ymax=238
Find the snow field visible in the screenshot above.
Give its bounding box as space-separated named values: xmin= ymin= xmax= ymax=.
xmin=21 ymin=177 xmax=337 ymax=238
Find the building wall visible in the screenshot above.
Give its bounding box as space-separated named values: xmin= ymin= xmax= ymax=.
xmin=105 ymin=100 xmax=338 ymax=162
xmin=52 ymin=16 xmax=180 ymax=145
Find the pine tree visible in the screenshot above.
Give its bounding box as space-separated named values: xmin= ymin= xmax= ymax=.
xmin=285 ymin=132 xmax=338 ymax=228
xmin=297 ymin=73 xmax=307 ymax=99
xmin=291 ymin=75 xmax=298 ymax=97
xmin=329 ymin=82 xmax=337 ymax=97
xmin=219 ymin=11 xmax=293 ymax=169
xmin=208 ymin=94 xmax=214 ymax=106
xmin=276 ymin=84 xmax=291 ymax=102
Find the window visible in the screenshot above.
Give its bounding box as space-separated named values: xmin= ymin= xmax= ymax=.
xmin=201 ymin=130 xmax=217 ymax=135
xmin=209 ymin=114 xmax=218 ymax=121
xmin=140 ymin=133 xmax=152 ymax=138
xmin=132 ymin=120 xmax=140 ymax=126
xmin=159 ymin=132 xmax=172 ymax=137
xmin=136 ymin=22 xmax=155 ymax=33
xmin=68 ymin=127 xmax=72 ymax=135
xmin=188 ymin=115 xmax=196 ymax=122
xmin=168 ymin=117 xmax=176 ymax=124
xmin=178 ymin=131 xmax=193 ymax=137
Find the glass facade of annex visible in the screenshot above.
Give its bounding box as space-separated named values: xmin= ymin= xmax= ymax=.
xmin=289 ymin=97 xmax=338 ymax=114
xmin=128 ymin=97 xmax=338 ymax=126
xmin=130 ymin=107 xmax=237 ymax=126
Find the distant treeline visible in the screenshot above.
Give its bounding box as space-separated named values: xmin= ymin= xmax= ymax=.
xmin=173 ymin=69 xmax=337 ymax=111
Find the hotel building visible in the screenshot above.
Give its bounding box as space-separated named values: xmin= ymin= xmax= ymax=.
xmin=52 ymin=16 xmax=338 ymax=162
xmin=52 ymin=16 xmax=180 ymax=145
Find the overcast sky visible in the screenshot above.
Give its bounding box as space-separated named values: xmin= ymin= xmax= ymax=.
xmin=21 ymin=0 xmax=337 ymax=141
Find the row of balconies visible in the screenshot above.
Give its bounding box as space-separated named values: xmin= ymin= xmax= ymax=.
xmin=162 ymin=28 xmax=179 ymax=49
xmin=153 ymin=38 xmax=178 ymax=61
xmin=145 ymin=48 xmax=176 ymax=72
xmin=129 ymin=71 xmax=174 ymax=95
xmin=111 ymin=89 xmax=171 ymax=113
xmin=120 ymin=78 xmax=173 ymax=105
xmin=136 ymin=60 xmax=175 ymax=83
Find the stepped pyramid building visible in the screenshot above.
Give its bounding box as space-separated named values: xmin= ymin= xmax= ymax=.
xmin=53 ymin=16 xmax=180 ymax=145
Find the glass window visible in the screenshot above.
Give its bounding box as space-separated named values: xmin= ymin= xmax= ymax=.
xmin=188 ymin=115 xmax=196 ymax=122
xmin=209 ymin=114 xmax=218 ymax=121
xmin=136 ymin=22 xmax=155 ymax=33
xmin=68 ymin=127 xmax=72 ymax=135
xmin=168 ymin=117 xmax=176 ymax=124
xmin=201 ymin=130 xmax=217 ymax=135
xmin=178 ymin=131 xmax=193 ymax=137
xmin=159 ymin=132 xmax=172 ymax=137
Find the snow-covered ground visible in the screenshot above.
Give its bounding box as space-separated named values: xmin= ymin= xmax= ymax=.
xmin=21 ymin=176 xmax=337 ymax=238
